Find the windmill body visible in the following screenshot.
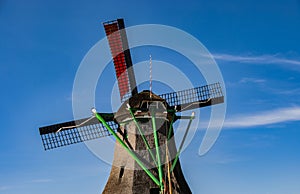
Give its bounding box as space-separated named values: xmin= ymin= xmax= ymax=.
xmin=103 ymin=91 xmax=191 ymax=194
xmin=38 ymin=19 xmax=224 ymax=194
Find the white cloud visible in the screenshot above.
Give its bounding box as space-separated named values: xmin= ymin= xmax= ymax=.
xmin=29 ymin=179 xmax=53 ymax=183
xmin=0 ymin=186 xmax=10 ymax=191
xmin=275 ymin=88 xmax=300 ymax=95
xmin=223 ymin=106 xmax=300 ymax=128
xmin=212 ymin=53 xmax=300 ymax=66
xmin=214 ymin=155 xmax=246 ymax=164
xmin=239 ymin=77 xmax=266 ymax=84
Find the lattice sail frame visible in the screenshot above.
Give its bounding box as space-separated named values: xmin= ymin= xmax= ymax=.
xmin=103 ymin=19 xmax=138 ymax=102
xmin=39 ymin=115 xmax=118 ymax=150
xmin=159 ymin=82 xmax=224 ymax=111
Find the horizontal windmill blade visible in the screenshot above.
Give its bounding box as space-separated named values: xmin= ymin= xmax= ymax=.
xmin=39 ymin=113 xmax=118 ymax=150
xmin=103 ymin=19 xmax=138 ymax=102
xmin=159 ymin=82 xmax=224 ymax=112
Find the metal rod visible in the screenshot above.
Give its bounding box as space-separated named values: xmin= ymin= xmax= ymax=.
xmin=170 ymin=112 xmax=195 ymax=172
xmin=92 ymin=108 xmax=161 ymax=187
xmin=151 ymin=110 xmax=164 ymax=191
xmin=149 ymin=55 xmax=152 ymax=98
xmin=127 ymin=104 xmax=158 ymax=166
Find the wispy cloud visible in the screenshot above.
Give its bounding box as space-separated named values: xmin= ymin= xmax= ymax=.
xmin=275 ymin=88 xmax=300 ymax=95
xmin=239 ymin=77 xmax=266 ymax=84
xmin=0 ymin=186 xmax=10 ymax=191
xmin=212 ymin=53 xmax=300 ymax=66
xmin=29 ymin=179 xmax=53 ymax=183
xmin=214 ymin=155 xmax=247 ymax=164
xmin=223 ymin=106 xmax=300 ymax=128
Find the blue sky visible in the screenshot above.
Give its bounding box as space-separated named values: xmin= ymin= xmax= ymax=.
xmin=1 ymin=0 xmax=300 ymax=193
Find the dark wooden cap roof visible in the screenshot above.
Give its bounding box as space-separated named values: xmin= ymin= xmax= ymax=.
xmin=115 ymin=90 xmax=167 ymax=122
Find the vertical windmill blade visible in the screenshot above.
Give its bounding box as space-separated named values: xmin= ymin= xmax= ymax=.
xmin=103 ymin=19 xmax=138 ymax=102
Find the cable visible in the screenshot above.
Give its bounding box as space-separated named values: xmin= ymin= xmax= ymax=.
xmin=56 ymin=116 xmax=96 ymax=133
xmin=178 ymin=98 xmax=212 ymax=112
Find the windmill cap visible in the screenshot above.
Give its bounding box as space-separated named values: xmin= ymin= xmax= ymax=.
xmin=114 ymin=90 xmax=169 ymax=122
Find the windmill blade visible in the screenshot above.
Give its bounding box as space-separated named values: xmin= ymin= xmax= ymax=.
xmin=159 ymin=82 xmax=224 ymax=112
xmin=39 ymin=113 xmax=118 ymax=150
xmin=103 ymin=19 xmax=138 ymax=102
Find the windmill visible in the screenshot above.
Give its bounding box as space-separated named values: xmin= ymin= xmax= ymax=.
xmin=39 ymin=19 xmax=224 ymax=194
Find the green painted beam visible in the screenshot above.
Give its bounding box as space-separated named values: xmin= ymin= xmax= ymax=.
xmin=170 ymin=112 xmax=195 ymax=172
xmin=92 ymin=108 xmax=161 ymax=187
xmin=127 ymin=104 xmax=158 ymax=166
xmin=151 ymin=110 xmax=164 ymax=191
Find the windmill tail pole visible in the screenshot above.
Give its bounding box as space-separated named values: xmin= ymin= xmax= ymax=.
xmin=170 ymin=112 xmax=195 ymax=172
xmin=167 ymin=113 xmax=175 ymax=140
xmin=91 ymin=108 xmax=161 ymax=187
xmin=127 ymin=104 xmax=158 ymax=166
xmin=151 ymin=110 xmax=164 ymax=192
